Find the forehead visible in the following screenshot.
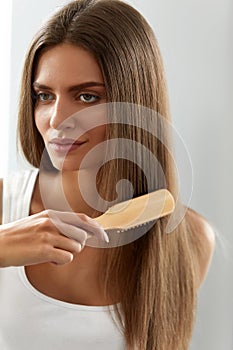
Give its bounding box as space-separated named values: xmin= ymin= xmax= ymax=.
xmin=34 ymin=43 xmax=104 ymax=85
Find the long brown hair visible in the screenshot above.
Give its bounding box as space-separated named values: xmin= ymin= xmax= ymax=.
xmin=18 ymin=0 xmax=199 ymax=348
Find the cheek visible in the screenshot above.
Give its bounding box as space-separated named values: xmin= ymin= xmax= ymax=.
xmin=90 ymin=125 xmax=107 ymax=143
xmin=34 ymin=112 xmax=48 ymax=138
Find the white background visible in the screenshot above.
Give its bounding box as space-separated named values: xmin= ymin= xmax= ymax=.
xmin=1 ymin=0 xmax=233 ymax=349
xmin=0 ymin=2 xmax=12 ymax=177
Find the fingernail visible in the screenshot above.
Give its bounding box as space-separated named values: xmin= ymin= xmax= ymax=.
xmin=102 ymin=230 xmax=109 ymax=243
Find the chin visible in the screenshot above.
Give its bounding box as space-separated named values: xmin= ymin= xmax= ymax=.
xmin=47 ymin=146 xmax=106 ymax=172
xmin=50 ymin=159 xmax=82 ymax=172
xmin=50 ymin=157 xmax=103 ymax=172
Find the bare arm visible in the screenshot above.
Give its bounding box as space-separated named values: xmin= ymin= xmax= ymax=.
xmin=186 ymin=208 xmax=215 ymax=289
xmin=0 ymin=178 xmax=2 ymax=225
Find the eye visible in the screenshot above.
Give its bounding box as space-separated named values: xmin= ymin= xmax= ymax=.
xmin=79 ymin=94 xmax=99 ymax=103
xmin=36 ymin=92 xmax=54 ymax=102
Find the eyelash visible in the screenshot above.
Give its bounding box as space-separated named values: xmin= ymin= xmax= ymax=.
xmin=79 ymin=93 xmax=100 ymax=103
xmin=33 ymin=92 xmax=101 ymax=104
xmin=35 ymin=92 xmax=53 ymax=102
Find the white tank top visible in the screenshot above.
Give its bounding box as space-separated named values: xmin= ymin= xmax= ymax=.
xmin=0 ymin=168 xmax=125 ymax=350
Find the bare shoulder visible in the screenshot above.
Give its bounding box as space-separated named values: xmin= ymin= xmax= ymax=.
xmin=0 ymin=178 xmax=2 ymax=225
xmin=186 ymin=207 xmax=216 ymax=289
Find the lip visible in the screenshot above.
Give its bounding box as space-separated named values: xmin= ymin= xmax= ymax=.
xmin=49 ymin=138 xmax=87 ymax=154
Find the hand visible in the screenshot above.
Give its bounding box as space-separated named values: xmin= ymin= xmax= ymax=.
xmin=0 ymin=209 xmax=108 ymax=268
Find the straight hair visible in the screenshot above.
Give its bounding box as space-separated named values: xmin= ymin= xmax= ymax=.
xmin=18 ymin=1 xmax=199 ymax=348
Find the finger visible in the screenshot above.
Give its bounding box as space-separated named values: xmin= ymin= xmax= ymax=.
xmin=49 ymin=230 xmax=84 ymax=255
xmin=47 ymin=210 xmax=109 ymax=243
xmin=30 ymin=243 xmax=75 ymax=266
xmin=48 ymin=248 xmax=74 ymax=265
xmin=54 ymin=220 xmax=89 ymax=243
xmin=58 ymin=221 xmax=108 ymax=243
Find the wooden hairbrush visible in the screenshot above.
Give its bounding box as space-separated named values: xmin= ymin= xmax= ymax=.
xmin=94 ymin=189 xmax=175 ymax=232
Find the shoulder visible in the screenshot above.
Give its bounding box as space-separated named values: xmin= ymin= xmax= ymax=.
xmin=185 ymin=207 xmax=215 ymax=289
xmin=0 ymin=178 xmax=2 ymax=225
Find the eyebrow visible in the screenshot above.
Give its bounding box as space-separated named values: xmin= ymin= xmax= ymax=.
xmin=32 ymin=81 xmax=105 ymax=92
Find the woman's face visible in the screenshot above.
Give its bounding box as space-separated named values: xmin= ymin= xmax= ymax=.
xmin=33 ymin=43 xmax=107 ymax=171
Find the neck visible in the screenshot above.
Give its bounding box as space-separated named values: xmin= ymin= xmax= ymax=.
xmin=39 ymin=168 xmax=100 ymax=216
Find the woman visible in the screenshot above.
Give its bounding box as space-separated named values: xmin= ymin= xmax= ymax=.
xmin=0 ymin=0 xmax=215 ymax=349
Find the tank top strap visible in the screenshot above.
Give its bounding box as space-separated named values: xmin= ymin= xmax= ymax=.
xmin=2 ymin=168 xmax=39 ymax=224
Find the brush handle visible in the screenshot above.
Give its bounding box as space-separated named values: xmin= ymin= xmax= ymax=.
xmin=94 ymin=189 xmax=175 ymax=230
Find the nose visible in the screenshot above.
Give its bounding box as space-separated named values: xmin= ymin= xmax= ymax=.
xmin=49 ymin=97 xmax=76 ymax=130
